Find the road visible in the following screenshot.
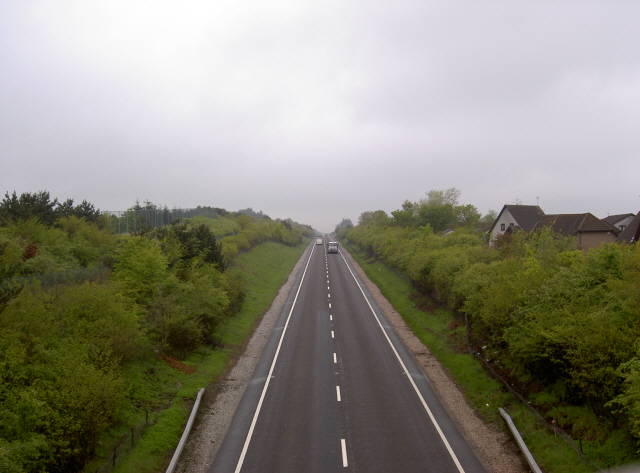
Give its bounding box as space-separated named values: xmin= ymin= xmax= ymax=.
xmin=209 ymin=241 xmax=487 ymax=473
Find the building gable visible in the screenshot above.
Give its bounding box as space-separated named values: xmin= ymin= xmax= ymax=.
xmin=616 ymin=212 xmax=640 ymax=244
xmin=603 ymin=213 xmax=635 ymax=232
xmin=489 ymin=204 xmax=545 ymax=243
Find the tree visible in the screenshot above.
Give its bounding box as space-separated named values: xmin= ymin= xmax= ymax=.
xmin=112 ymin=236 xmax=174 ymax=305
xmin=416 ymin=203 xmax=455 ymax=232
xmin=454 ymin=204 xmax=481 ymax=227
xmin=358 ymin=210 xmax=389 ymax=227
xmin=481 ymin=209 xmax=498 ymax=225
xmin=335 ymin=218 xmax=353 ymax=230
xmin=424 ymin=188 xmax=460 ymax=207
xmin=391 ymin=200 xmax=415 ymax=227
xmin=56 ymin=199 xmax=101 ymax=223
xmin=72 ymin=200 xmax=100 ymax=222
xmin=0 ymin=191 xmax=58 ymax=226
xmin=412 ymin=188 xmax=464 ymax=232
xmin=56 ymin=198 xmax=75 ymax=218
xmin=358 ymin=211 xmax=375 ymax=226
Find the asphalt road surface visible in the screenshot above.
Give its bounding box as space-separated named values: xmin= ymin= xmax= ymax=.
xmin=209 ymin=242 xmax=487 ymax=473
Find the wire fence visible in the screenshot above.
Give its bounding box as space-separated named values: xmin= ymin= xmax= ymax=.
xmin=105 ymin=207 xmax=219 ymax=234
xmin=461 ymin=315 xmax=606 ymax=472
xmin=0 ymin=266 xmax=111 ymax=300
xmin=7 ymin=265 xmax=110 ymax=286
xmin=95 ymin=415 xmax=155 ymax=473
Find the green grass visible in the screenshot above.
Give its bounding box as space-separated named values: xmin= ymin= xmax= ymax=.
xmin=184 ymin=215 xmax=241 ymax=236
xmin=216 ymin=240 xmax=310 ymax=346
xmin=342 ymin=240 xmax=598 ymax=473
xmin=87 ymin=239 xmax=309 ymax=473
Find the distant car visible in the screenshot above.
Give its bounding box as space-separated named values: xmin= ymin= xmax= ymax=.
xmin=316 ymin=237 xmax=323 ymax=245
xmin=327 ymin=242 xmax=338 ymax=253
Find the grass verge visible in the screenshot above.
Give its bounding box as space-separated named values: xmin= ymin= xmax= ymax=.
xmin=342 ymin=240 xmax=597 ymax=473
xmin=85 ymin=239 xmax=309 ymax=473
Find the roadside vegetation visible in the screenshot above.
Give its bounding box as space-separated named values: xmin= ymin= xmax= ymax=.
xmin=0 ymin=191 xmax=312 ymax=473
xmin=337 ymin=188 xmax=640 ymax=471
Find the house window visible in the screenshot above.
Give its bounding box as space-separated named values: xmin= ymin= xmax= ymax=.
xmin=620 ymin=225 xmax=626 ymax=231
xmin=500 ymin=223 xmax=505 ymax=231
xmin=509 ymin=223 xmax=514 ymax=227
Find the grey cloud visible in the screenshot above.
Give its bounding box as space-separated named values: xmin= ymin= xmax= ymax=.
xmin=2 ymin=1 xmax=640 ymax=231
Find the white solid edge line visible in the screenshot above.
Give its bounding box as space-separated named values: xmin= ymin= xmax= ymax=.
xmin=337 ymin=249 xmax=466 ymax=473
xmin=233 ymin=244 xmax=316 ymax=473
xmin=341 ymin=439 xmax=348 ymax=467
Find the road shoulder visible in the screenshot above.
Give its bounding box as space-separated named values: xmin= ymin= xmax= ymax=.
xmin=339 ymin=245 xmax=526 ymax=473
xmin=175 ymin=245 xmax=312 ymax=473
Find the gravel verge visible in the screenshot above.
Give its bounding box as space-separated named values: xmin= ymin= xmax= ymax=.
xmin=339 ymin=246 xmax=526 ymax=473
xmin=176 ymin=244 xmax=526 ymax=473
xmin=175 ymin=246 xmax=311 ymax=473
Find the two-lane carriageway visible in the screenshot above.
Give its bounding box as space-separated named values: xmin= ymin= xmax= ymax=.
xmin=209 ymin=242 xmax=487 ymax=472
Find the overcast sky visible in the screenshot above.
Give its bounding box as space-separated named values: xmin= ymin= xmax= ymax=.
xmin=2 ymin=1 xmax=639 ymax=232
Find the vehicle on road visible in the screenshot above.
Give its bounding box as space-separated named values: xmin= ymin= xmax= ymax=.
xmin=327 ymin=242 xmax=338 ymax=253
xmin=316 ymin=237 xmax=323 ymax=245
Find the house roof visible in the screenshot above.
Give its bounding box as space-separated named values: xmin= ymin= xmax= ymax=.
xmin=492 ymin=205 xmax=545 ymax=232
xmin=615 ymin=212 xmax=640 ymax=244
xmin=603 ymin=213 xmax=635 ymax=225
xmin=532 ymin=213 xmax=620 ymax=236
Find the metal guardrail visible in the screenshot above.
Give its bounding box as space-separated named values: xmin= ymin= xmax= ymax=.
xmin=499 ymin=408 xmax=543 ymax=473
xmin=166 ymin=388 xmax=205 ymax=473
xmin=471 ymin=350 xmax=605 ymax=472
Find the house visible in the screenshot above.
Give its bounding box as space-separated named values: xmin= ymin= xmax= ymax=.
xmin=615 ymin=211 xmax=640 ymax=244
xmin=531 ymin=213 xmax=620 ymax=250
xmin=603 ymin=213 xmax=635 ymax=233
xmin=489 ymin=205 xmax=545 ymax=244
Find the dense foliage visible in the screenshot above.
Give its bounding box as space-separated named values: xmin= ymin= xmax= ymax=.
xmin=0 ymin=191 xmax=309 ymax=472
xmin=341 ymin=190 xmax=640 ymax=457
xmin=1 ymin=191 xmax=103 ymax=227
